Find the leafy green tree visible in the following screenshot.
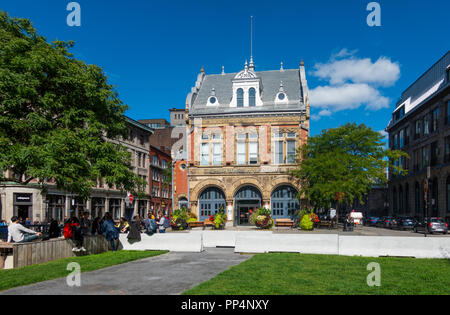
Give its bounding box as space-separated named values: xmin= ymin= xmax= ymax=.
xmin=291 ymin=123 xmax=407 ymax=211
xmin=0 ymin=10 xmax=145 ymax=198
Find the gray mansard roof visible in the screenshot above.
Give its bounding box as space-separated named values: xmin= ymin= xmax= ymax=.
xmin=186 ymin=63 xmax=309 ymax=117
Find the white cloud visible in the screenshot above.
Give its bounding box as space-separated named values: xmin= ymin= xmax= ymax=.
xmin=309 ymin=83 xmax=390 ymax=111
xmin=312 ymin=56 xmax=400 ymax=87
xmin=308 ymin=49 xmax=400 ymax=120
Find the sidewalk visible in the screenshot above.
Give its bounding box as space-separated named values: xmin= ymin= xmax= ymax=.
xmin=0 ymin=248 xmax=252 ymax=295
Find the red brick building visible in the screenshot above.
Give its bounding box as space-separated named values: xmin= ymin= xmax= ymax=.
xmin=149 ymin=145 xmax=172 ymax=215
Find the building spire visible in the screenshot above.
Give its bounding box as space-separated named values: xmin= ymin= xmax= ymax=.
xmin=249 ymin=16 xmax=255 ymax=71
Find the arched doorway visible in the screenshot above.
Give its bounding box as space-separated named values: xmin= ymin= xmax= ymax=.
xmin=271 ymin=185 xmax=300 ymax=219
xmin=198 ymin=187 xmax=226 ymax=221
xmin=234 ymin=186 xmax=262 ymax=226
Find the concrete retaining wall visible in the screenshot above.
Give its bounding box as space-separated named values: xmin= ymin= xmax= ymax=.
xmin=338 ymin=236 xmax=450 ymax=259
xmin=118 ymin=233 xmax=203 ymax=252
xmin=119 ymin=231 xmax=450 ymax=259
xmin=235 ymin=233 xmax=339 ymax=255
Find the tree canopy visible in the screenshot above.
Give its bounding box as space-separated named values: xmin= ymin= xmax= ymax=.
xmin=291 ymin=123 xmax=407 ymax=209
xmin=0 ymin=10 xmax=145 ymax=198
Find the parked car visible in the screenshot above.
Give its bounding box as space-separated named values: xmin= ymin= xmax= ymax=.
xmin=376 ymin=216 xmax=395 ymax=228
xmin=365 ymin=217 xmax=380 ymax=226
xmin=393 ymin=217 xmax=416 ymax=231
xmin=414 ymin=217 xmax=448 ymax=234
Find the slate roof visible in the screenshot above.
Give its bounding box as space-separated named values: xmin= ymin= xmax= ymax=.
xmin=188 ymin=67 xmax=308 ymax=116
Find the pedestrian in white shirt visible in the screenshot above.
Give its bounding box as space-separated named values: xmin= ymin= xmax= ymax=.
xmin=157 ymin=211 xmax=166 ymax=233
xmin=7 ymin=216 xmax=42 ymax=243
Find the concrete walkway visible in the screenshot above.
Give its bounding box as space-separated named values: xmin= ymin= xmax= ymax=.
xmin=0 ymin=248 xmax=252 ymax=295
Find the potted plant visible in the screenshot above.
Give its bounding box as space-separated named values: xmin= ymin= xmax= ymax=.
xmin=209 ymin=206 xmax=226 ymax=230
xmin=298 ymin=208 xmax=319 ymax=231
xmin=249 ymin=207 xmax=274 ymax=229
xmin=171 ymin=207 xmax=190 ymax=230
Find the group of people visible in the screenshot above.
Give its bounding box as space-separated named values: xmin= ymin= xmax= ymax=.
xmin=2 ymin=210 xmax=171 ymax=252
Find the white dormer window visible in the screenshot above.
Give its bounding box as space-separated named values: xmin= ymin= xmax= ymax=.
xmin=230 ymin=60 xmax=263 ymax=108
xmin=207 ymin=88 xmax=220 ymax=106
xmin=275 ymin=81 xmax=289 ymax=104
xmin=207 ymin=96 xmax=218 ymax=106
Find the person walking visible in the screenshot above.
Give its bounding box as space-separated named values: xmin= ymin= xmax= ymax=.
xmin=7 ymin=216 xmax=42 ymax=243
xmin=102 ymin=212 xmax=119 ymax=252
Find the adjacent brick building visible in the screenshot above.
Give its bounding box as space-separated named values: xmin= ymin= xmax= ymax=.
xmin=386 ymin=51 xmax=450 ymax=223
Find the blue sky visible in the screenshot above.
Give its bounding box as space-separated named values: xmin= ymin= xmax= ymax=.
xmin=1 ymin=0 xmax=449 ymax=136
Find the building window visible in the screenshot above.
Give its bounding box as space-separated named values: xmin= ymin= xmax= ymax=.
xmin=212 ymin=143 xmax=222 ymax=165
xmin=399 ymin=129 xmax=404 ymax=148
xmin=424 ymin=114 xmax=430 ymax=135
xmin=447 ymin=177 xmax=450 ymax=213
xmin=393 ymin=134 xmax=398 ymax=149
xmin=237 ymin=141 xmax=246 ymax=165
xmin=237 ymin=88 xmax=244 ymax=107
xmin=431 ymin=141 xmax=438 ymax=166
xmin=152 ymin=169 xmax=160 ymax=181
xmin=287 ymin=140 xmax=296 ymax=164
xmin=415 ymin=119 xmax=422 ymax=139
xmin=422 ymin=146 xmax=429 ymax=169
xmin=447 ymin=101 xmax=450 ymax=125
xmin=445 ymin=136 xmax=450 ymax=163
xmin=405 ymin=127 xmax=410 ymax=145
xmin=415 ymin=182 xmax=420 ymax=215
xmin=110 ymin=199 xmax=121 ymax=220
xmin=249 ymin=88 xmax=256 ymax=107
xmin=201 ymin=143 xmax=210 ymax=166
xmin=152 ymin=156 xmax=159 ymax=166
xmin=432 ymin=108 xmax=439 ymax=132
xmin=200 ymin=132 xmax=222 ymax=166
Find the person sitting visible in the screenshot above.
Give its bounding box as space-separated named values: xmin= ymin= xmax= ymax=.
xmin=7 ymin=216 xmax=42 ymax=243
xmin=116 ymin=217 xmax=130 ymax=233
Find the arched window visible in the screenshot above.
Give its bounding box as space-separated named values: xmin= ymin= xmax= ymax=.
xmin=271 ymin=186 xmax=300 ymax=219
xmin=198 ymin=187 xmax=226 ymax=221
xmin=237 ymin=88 xmax=244 ymax=107
xmin=249 ymin=88 xmax=256 ymax=107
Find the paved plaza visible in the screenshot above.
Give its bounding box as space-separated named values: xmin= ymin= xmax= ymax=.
xmin=0 ymin=248 xmax=252 ymax=295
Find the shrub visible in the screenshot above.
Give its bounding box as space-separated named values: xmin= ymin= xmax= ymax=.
xmin=300 ymin=214 xmax=314 ymax=230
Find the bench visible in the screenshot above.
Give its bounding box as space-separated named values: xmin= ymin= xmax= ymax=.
xmin=316 ymin=220 xmax=335 ymax=229
xmin=203 ymin=219 xmax=215 ymax=230
xmin=188 ymin=221 xmax=204 ymax=228
xmin=275 ymin=218 xmax=294 ymax=228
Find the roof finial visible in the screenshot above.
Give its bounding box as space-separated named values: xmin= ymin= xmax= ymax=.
xmin=201 ymin=66 xmax=205 ymax=73
xmin=244 ymin=59 xmax=248 ymax=71
xmin=300 ymin=59 xmax=304 ymax=67
xmin=221 ymin=66 xmax=225 ymax=75
xmin=280 ymin=62 xmax=284 ymax=72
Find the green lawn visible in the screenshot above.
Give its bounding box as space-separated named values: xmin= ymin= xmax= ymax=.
xmin=183 ymin=253 xmax=450 ymax=295
xmin=0 ymin=250 xmax=167 ymax=292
